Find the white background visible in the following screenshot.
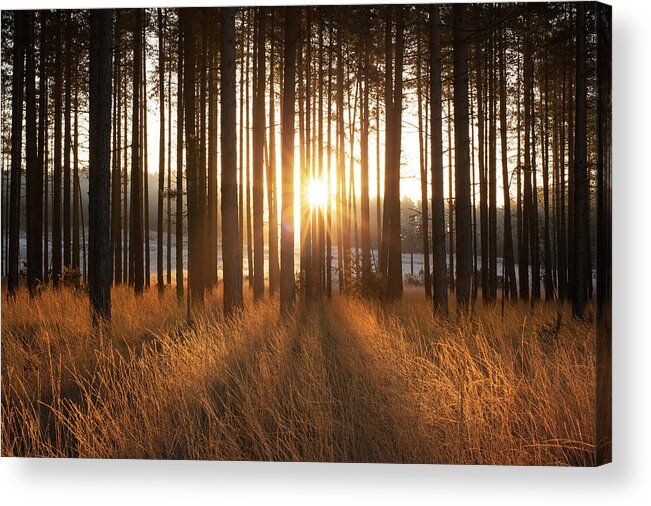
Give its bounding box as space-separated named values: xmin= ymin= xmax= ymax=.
xmin=1 ymin=0 xmax=650 ymax=504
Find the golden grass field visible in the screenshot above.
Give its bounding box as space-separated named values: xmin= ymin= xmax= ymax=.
xmin=1 ymin=285 xmax=597 ymax=465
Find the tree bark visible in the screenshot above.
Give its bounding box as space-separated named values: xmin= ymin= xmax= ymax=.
xmin=572 ymin=3 xmax=588 ymax=318
xmin=280 ymin=6 xmax=298 ymax=312
xmin=130 ymin=8 xmax=144 ymax=294
xmin=26 ymin=11 xmax=41 ymax=295
xmin=88 ymin=9 xmax=113 ymax=323
xmin=8 ymin=11 xmax=26 ymax=296
xmin=157 ymin=8 xmax=166 ymax=292
xmin=220 ymin=7 xmax=244 ymax=316
xmin=252 ymin=8 xmax=266 ymax=301
xmin=452 ymin=4 xmax=472 ymax=309
xmin=176 ymin=19 xmax=184 ymax=300
xmin=429 ymin=5 xmax=448 ymax=314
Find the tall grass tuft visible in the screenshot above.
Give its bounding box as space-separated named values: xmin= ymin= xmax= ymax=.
xmin=2 ymin=285 xmax=595 ymax=464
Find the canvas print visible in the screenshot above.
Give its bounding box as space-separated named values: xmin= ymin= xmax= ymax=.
xmin=0 ymin=2 xmax=611 ymax=465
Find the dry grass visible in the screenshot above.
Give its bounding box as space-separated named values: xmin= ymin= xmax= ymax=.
xmin=1 ymin=284 xmax=596 ymax=465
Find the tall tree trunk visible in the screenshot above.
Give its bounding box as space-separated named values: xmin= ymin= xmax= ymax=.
xmin=572 ymin=3 xmax=588 ymax=318
xmin=183 ymin=8 xmax=202 ymax=314
xmin=336 ymin=19 xmax=348 ymax=293
xmin=176 ymin=20 xmax=184 ymax=300
xmin=220 ymin=7 xmax=243 ymax=316
xmin=453 ymin=4 xmax=472 ymax=309
xmin=72 ymin=85 xmax=80 ymax=273
xmin=245 ymin=10 xmax=254 ymax=289
xmin=157 ymin=8 xmax=166 ymax=292
xmin=130 ymin=9 xmax=144 ymax=294
xmin=360 ymin=39 xmax=371 ymax=291
xmin=521 ymin=30 xmax=531 ymax=302
xmin=63 ymin=14 xmax=72 ymax=270
xmin=530 ymin=50 xmax=540 ymax=304
xmin=9 ymin=11 xmax=26 ymax=296
xmin=488 ymin=33 xmax=497 ymax=302
xmin=112 ymin=20 xmax=122 ymax=284
xmin=142 ymin=34 xmax=151 ymax=289
xmin=252 ymin=8 xmax=266 ymax=301
xmin=239 ymin=12 xmax=246 ymax=290
xmin=326 ymin=25 xmax=333 ymax=298
xmin=26 ymin=12 xmax=41 ymax=295
xmin=384 ymin=7 xmax=404 ymax=300
xmin=40 ymin=12 xmax=49 ymax=283
xmin=267 ymin=17 xmax=279 ymax=296
xmin=446 ymin=82 xmax=455 ymax=293
xmin=280 ymin=6 xmax=298 ymax=312
xmin=167 ymin=49 xmax=173 ymax=285
xmin=476 ymin=35 xmax=488 ymax=302
xmin=122 ymin=45 xmax=129 ymax=284
xmin=197 ymin=24 xmax=207 ymax=295
xmin=595 ymin=2 xmax=612 ymax=464
xmin=542 ymin=56 xmax=553 ymax=300
xmin=379 ymin=9 xmax=392 ymax=284
xmin=88 ymin=9 xmax=113 ymax=323
xmin=429 ymin=5 xmax=448 ymax=314
xmin=208 ymin=21 xmax=219 ymax=289
xmin=416 ymin=23 xmax=431 ymax=299
xmin=499 ymin=32 xmax=517 ymax=300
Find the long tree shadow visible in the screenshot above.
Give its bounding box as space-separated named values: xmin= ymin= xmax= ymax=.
xmin=318 ymin=298 xmax=437 ymax=463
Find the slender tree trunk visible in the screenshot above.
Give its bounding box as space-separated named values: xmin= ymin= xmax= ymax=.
xmin=130 ymin=9 xmax=144 ymax=294
xmin=41 ymin=14 xmax=49 ymax=283
xmin=384 ymin=7 xmax=404 ymax=300
xmin=220 ymin=7 xmax=243 ymax=316
xmin=596 ymin=2 xmax=612 ymax=464
xmin=208 ymin=21 xmax=219 ymax=289
xmin=476 ymin=38 xmax=488 ymax=302
xmin=267 ymin=18 xmax=279 ymax=296
xmin=572 ymin=3 xmax=588 ymax=318
xmin=430 ymin=5 xmax=448 ymax=314
xmin=122 ymin=46 xmax=129 ymax=285
xmin=379 ymin=9 xmax=392 ymax=284
xmin=360 ymin=39 xmax=371 ymax=290
xmin=416 ymin=25 xmax=431 ymax=299
xmin=112 ymin=20 xmax=122 ymax=284
xmin=280 ymin=6 xmax=298 ymax=312
xmin=142 ymin=35 xmax=151 ymax=289
xmin=157 ymin=8 xmax=166 ymax=292
xmin=239 ymin=12 xmax=246 ymax=289
xmin=9 ymin=11 xmax=25 ymax=296
xmin=252 ymin=8 xmax=266 ymax=301
xmin=488 ymin=34 xmax=497 ymax=302
xmin=72 ymin=86 xmax=80 ymax=274
xmin=63 ymin=15 xmax=72 ymax=270
xmin=197 ymin=25 xmax=208 ymax=294
xmin=326 ymin=25 xmax=333 ymax=298
xmin=337 ymin=19 xmax=348 ymax=293
xmin=183 ymin=8 xmax=202 ymax=314
xmin=542 ymin=56 xmax=553 ymax=300
xmin=499 ymin=32 xmax=517 ymax=300
xmin=246 ymin=10 xmax=254 ymax=289
xmin=521 ymin=31 xmax=531 ymax=302
xmin=166 ymin=40 xmax=173 ymax=285
xmin=88 ymin=9 xmax=113 ymax=323
xmin=26 ymin=12 xmax=41 ymax=295
xmin=453 ymin=4 xmax=472 ymax=309
xmin=447 ymin=81 xmax=454 ymax=293
xmin=176 ymin=21 xmax=184 ymax=300
xmin=530 ymin=51 xmax=540 ymax=303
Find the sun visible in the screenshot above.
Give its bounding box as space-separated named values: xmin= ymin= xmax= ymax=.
xmin=308 ymin=177 xmax=328 ymax=209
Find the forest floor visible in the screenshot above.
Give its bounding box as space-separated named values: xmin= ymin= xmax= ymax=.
xmin=1 ymin=284 xmax=597 ymax=465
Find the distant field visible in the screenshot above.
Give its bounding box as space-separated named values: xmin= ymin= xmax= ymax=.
xmin=1 ymin=285 xmax=596 ymax=465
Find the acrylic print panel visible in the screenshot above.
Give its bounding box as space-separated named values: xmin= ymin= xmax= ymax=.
xmin=0 ymin=2 xmax=611 ymax=466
